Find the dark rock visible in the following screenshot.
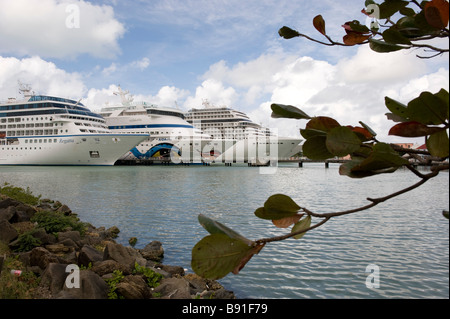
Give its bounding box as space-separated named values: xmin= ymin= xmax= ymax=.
xmin=58 ymin=230 xmax=81 ymax=245
xmin=0 ymin=219 xmax=18 ymax=243
xmin=10 ymin=203 xmax=36 ymax=223
xmin=57 ymin=204 xmax=72 ymax=215
xmin=140 ymin=241 xmax=164 ymax=262
xmin=78 ymin=245 xmax=103 ymax=267
xmin=153 ymin=277 xmax=191 ymax=299
xmin=39 ymin=263 xmax=68 ymax=295
xmin=157 ymin=264 xmax=185 ymax=277
xmin=92 ymin=260 xmax=131 ymax=276
xmin=116 ymin=275 xmax=151 ymax=299
xmin=0 ymin=198 xmax=20 ymax=209
xmin=0 ymin=206 xmax=16 ymax=222
xmin=56 ymin=270 xmax=109 ymax=299
xmin=30 ymin=247 xmax=60 ymax=270
xmin=103 ymin=242 xmax=141 ymax=270
xmin=45 ymin=243 xmax=72 ymax=254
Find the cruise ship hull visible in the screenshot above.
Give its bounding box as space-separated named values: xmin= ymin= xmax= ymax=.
xmin=202 ymin=136 xmax=302 ymax=164
xmin=0 ymin=134 xmax=148 ymax=166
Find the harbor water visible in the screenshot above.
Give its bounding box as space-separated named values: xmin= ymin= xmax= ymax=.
xmin=0 ymin=163 xmax=448 ymax=299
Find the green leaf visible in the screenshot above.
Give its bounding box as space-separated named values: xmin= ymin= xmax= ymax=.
xmin=300 ymin=128 xmax=327 ymax=139
xmin=291 ymin=215 xmax=312 ymax=239
xmin=198 ymin=214 xmax=252 ymax=245
xmin=378 ymin=0 xmax=409 ymax=19
xmin=369 ymin=38 xmax=407 ymax=52
xmin=426 ymin=130 xmax=449 ymax=158
xmin=303 ymin=135 xmax=334 ymax=160
xmin=326 ymin=126 xmax=362 ymax=157
xmin=434 ymin=88 xmax=449 ymax=121
xmin=359 ymin=121 xmax=377 ymax=137
xmin=399 ymin=6 xmax=417 ymax=17
xmin=271 ymin=103 xmax=311 ymax=120
xmin=255 ymin=194 xmax=301 ymax=220
xmin=407 ymin=91 xmax=448 ymax=125
xmin=385 ymin=96 xmax=410 ymax=119
xmin=382 ymin=28 xmax=412 ymax=45
xmin=347 ymin=142 xmax=409 ymax=176
xmin=279 ymin=26 xmax=300 ymax=39
xmin=191 ymin=234 xmax=258 ymax=280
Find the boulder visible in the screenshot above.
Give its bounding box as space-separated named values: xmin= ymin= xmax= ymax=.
xmin=153 ymin=277 xmax=191 ymax=299
xmin=10 ymin=203 xmax=36 ymax=223
xmin=39 ymin=263 xmax=68 ymax=296
xmin=0 ymin=220 xmax=18 ymax=243
xmin=92 ymin=259 xmax=131 ymax=276
xmin=116 ymin=275 xmax=151 ymax=299
xmin=58 ymin=230 xmax=81 ymax=245
xmin=30 ymin=247 xmax=60 ymax=270
xmin=103 ymin=242 xmax=141 ymax=270
xmin=140 ymin=241 xmax=164 ymax=262
xmin=0 ymin=206 xmax=16 ymax=222
xmin=78 ymin=245 xmax=103 ymax=267
xmin=56 ymin=270 xmax=109 ymax=299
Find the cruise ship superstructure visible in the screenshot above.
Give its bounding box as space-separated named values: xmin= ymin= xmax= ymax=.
xmin=0 ymin=83 xmax=148 ymax=165
xmin=98 ymin=86 xmax=211 ymax=163
xmin=185 ymin=100 xmax=302 ymax=164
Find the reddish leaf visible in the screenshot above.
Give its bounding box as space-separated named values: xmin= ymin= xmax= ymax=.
xmin=343 ymin=32 xmax=371 ymax=45
xmin=313 ymin=15 xmax=327 ymax=35
xmin=232 ymin=243 xmax=265 ymax=275
xmin=305 ymin=116 xmax=340 ymax=132
xmin=346 ymin=126 xmax=374 ymax=140
xmin=425 ymin=0 xmax=449 ymax=29
xmin=272 ymin=214 xmax=303 ymax=228
xmin=389 ymin=121 xmax=445 ymax=137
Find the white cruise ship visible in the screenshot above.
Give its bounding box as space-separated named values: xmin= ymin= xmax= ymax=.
xmin=0 ymin=83 xmax=148 ymax=165
xmin=98 ymin=86 xmax=211 ymax=163
xmin=185 ymin=100 xmax=302 ymax=164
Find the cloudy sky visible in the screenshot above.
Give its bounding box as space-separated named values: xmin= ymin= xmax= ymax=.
xmin=0 ymin=0 xmax=448 ymax=142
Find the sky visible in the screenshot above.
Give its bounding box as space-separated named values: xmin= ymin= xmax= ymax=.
xmin=0 ymin=0 xmax=448 ymax=143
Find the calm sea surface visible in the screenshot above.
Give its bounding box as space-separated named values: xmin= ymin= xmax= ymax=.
xmin=0 ymin=163 xmax=448 ymax=299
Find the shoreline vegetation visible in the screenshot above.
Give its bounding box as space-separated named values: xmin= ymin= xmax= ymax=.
xmin=0 ymin=183 xmax=235 ymax=299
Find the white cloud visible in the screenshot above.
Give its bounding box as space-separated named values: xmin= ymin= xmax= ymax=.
xmin=183 ymin=79 xmax=238 ymax=110
xmin=83 ymin=84 xmax=189 ymax=111
xmin=0 ymin=55 xmax=86 ymax=101
xmin=0 ymin=0 xmax=125 ymax=59
xmin=187 ymin=45 xmax=448 ymax=142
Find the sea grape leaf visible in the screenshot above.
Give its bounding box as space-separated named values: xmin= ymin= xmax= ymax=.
xmin=313 ymin=15 xmax=326 ymax=35
xmin=302 ymin=135 xmax=334 ymax=160
xmin=359 ymin=121 xmax=377 ymax=138
xmin=300 ymin=128 xmax=327 ymax=139
xmin=369 ymin=38 xmax=406 ymax=52
xmin=272 ymin=214 xmax=303 ymax=228
xmin=344 ymin=32 xmax=372 ymax=45
xmin=326 ymin=126 xmax=362 ymax=157
xmin=434 ymin=89 xmax=449 ymax=121
xmin=191 ymin=234 xmax=259 ymax=280
xmin=407 ymin=91 xmax=448 ymax=125
xmin=382 ymin=28 xmax=412 ymax=45
xmin=278 ymin=26 xmax=300 ymax=39
xmin=271 ymin=103 xmax=311 ymax=120
xmin=424 ymin=0 xmax=450 ymax=29
xmin=378 ymin=0 xmax=409 ymax=19
xmin=291 ymin=215 xmax=312 ymax=240
xmin=388 ymin=121 xmax=445 ymax=137
xmin=348 ymin=142 xmax=409 ymax=175
xmin=426 ymin=130 xmax=449 ymax=158
xmin=198 ymin=214 xmax=252 ymax=245
xmin=254 ymin=194 xmax=301 ymax=220
xmin=385 ymin=96 xmax=411 ymax=119
xmin=306 ymin=116 xmax=341 ymax=132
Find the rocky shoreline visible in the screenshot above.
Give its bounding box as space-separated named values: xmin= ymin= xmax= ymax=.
xmin=0 ymin=194 xmax=235 ymax=299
